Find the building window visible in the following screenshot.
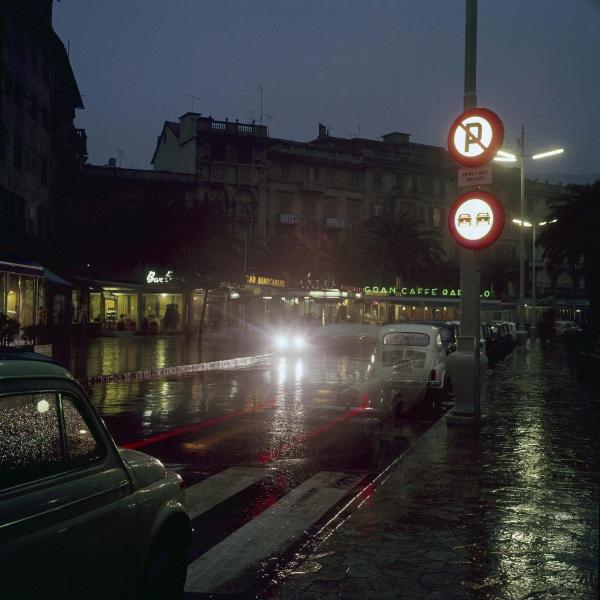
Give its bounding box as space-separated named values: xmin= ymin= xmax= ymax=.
xmin=433 ymin=177 xmax=441 ymax=195
xmin=238 ymin=144 xmax=252 ymax=164
xmin=14 ymin=79 xmax=24 ymax=106
xmin=0 ymin=125 xmax=7 ymax=160
xmin=373 ymin=204 xmax=383 ymax=217
xmin=373 ymin=172 xmax=382 ymax=191
xmin=40 ymin=153 xmax=48 ymax=186
xmin=1 ymin=67 xmax=13 ymax=95
xmin=351 ymin=172 xmax=361 ymax=189
xmin=347 ymin=198 xmax=361 ymax=224
xmin=42 ymin=51 xmax=51 ymax=82
xmin=326 ymin=168 xmax=335 ymax=186
xmin=277 ymin=191 xmax=294 ymax=214
xmin=432 ymin=207 xmax=443 ymax=228
xmin=24 ymin=145 xmax=36 ymax=175
xmin=403 ymin=175 xmax=413 ymax=195
xmin=325 ymin=196 xmax=337 ymax=217
xmin=281 ymin=162 xmax=290 ymax=179
xmin=13 ymin=135 xmax=23 ymax=171
xmin=211 ymin=142 xmax=226 ymax=162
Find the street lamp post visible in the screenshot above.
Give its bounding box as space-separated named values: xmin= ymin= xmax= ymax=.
xmin=494 ymin=133 xmax=563 ymax=346
xmin=512 ymin=218 xmax=558 ymax=334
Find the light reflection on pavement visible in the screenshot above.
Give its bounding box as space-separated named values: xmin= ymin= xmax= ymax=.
xmin=89 ymin=348 xmax=403 ymax=477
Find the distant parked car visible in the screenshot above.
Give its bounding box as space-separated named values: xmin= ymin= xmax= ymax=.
xmin=0 ymin=350 xmax=192 ymax=600
xmin=411 ymin=320 xmax=459 ymax=354
xmin=363 ymin=324 xmax=449 ymax=424
xmin=554 ymin=320 xmax=583 ymax=338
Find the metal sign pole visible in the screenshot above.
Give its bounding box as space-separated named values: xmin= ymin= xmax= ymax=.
xmin=447 ymin=0 xmax=482 ymax=425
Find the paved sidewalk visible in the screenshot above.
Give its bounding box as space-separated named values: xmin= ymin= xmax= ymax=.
xmin=273 ymin=343 xmax=599 ymax=599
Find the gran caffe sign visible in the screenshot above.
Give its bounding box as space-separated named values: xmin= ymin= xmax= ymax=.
xmin=363 ymin=285 xmax=492 ymax=299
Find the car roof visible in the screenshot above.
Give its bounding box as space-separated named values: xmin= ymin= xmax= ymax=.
xmin=379 ymin=323 xmax=438 ymax=336
xmin=0 ymin=350 xmax=74 ymax=382
xmin=411 ymin=320 xmax=455 ymax=328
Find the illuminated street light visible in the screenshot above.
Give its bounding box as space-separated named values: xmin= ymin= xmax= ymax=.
xmin=496 ymin=127 xmax=565 ymax=345
xmin=494 ymin=150 xmax=517 ymax=162
xmin=513 ymin=217 xmax=559 ymax=333
xmin=532 ymin=148 xmax=564 ymax=160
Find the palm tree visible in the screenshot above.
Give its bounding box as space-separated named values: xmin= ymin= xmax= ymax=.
xmin=319 ymin=227 xmax=367 ymax=286
xmin=361 ymin=209 xmax=444 ymax=284
xmin=480 ymin=246 xmax=519 ymax=300
xmin=165 ymin=201 xmax=243 ymax=345
xmin=538 ymin=181 xmax=600 ymax=333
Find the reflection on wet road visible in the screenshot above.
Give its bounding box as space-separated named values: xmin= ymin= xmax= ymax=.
xmin=90 ymin=349 xmax=418 ymax=478
xmin=89 ymin=347 xmax=439 ymax=595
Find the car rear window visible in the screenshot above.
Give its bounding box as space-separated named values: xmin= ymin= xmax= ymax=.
xmin=383 ymin=332 xmax=430 ymax=346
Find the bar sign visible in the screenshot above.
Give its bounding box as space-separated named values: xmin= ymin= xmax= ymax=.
xmin=457 ymin=165 xmax=492 ymax=187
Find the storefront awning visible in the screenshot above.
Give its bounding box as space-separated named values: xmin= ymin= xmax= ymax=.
xmin=0 ymin=258 xmax=44 ymax=277
xmin=44 ymin=268 xmax=74 ymax=287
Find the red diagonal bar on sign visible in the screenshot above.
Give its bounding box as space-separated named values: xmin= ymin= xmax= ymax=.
xmin=458 ymin=121 xmax=487 ymax=152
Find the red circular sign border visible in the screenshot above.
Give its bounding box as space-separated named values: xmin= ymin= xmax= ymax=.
xmin=448 ymin=190 xmax=505 ymax=250
xmin=447 ymin=107 xmax=505 ymax=168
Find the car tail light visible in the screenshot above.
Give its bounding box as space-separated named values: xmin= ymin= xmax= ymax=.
xmin=360 ymin=391 xmax=370 ymax=406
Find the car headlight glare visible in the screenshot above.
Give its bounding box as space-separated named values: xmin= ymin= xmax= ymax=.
xmin=293 ymin=336 xmax=306 ymax=348
xmin=275 ymin=336 xmax=289 ymax=349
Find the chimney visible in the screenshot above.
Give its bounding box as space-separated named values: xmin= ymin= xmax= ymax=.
xmin=318 ymin=123 xmax=329 ymax=138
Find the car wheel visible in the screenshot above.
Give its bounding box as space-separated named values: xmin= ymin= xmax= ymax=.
xmin=139 ymin=529 xmax=188 ymax=600
xmin=420 ymin=388 xmax=441 ymax=418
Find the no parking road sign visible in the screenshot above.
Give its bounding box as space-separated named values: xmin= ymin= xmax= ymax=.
xmin=448 ymin=190 xmax=505 ymax=250
xmin=447 ymin=108 xmax=504 ymax=168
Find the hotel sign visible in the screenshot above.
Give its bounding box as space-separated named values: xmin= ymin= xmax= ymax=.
xmin=363 ymin=285 xmax=492 ymax=299
xmin=245 ymin=274 xmax=286 ymax=288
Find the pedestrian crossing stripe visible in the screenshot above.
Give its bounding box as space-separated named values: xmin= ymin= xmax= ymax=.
xmin=185 ymin=466 xmax=272 ymax=520
xmin=184 ymin=470 xmax=364 ymax=594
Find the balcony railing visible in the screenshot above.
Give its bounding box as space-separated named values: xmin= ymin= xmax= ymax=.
xmin=209 ymin=120 xmax=267 ymax=137
xmin=302 ymin=180 xmax=325 ymax=193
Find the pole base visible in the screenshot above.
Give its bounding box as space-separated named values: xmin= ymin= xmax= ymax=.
xmin=446 ymin=409 xmax=487 ymax=426
xmin=516 ymin=329 xmax=528 ymax=348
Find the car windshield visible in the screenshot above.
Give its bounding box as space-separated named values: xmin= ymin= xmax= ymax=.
xmin=383 ymin=332 xmax=430 ymax=346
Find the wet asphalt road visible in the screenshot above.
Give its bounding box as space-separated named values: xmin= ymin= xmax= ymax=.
xmin=90 ymin=343 xmax=439 ymax=581
xmin=84 ymin=339 xmax=598 ymax=597
xmin=91 ymin=343 xmax=434 ymax=482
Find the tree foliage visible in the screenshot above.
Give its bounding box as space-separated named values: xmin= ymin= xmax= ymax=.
xmin=360 ymin=209 xmax=444 ymax=284
xmin=538 ymin=182 xmax=600 ymax=332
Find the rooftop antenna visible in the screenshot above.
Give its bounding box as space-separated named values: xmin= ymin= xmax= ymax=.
xmin=257 ymin=85 xmax=264 ymax=123
xmin=115 ymin=149 xmax=124 ymax=168
xmin=355 ymin=115 xmax=362 ymax=137
xmin=186 ymin=94 xmax=201 ymax=112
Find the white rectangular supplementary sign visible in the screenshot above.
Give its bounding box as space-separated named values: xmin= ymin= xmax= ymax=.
xmin=457 ymin=165 xmax=492 ymax=187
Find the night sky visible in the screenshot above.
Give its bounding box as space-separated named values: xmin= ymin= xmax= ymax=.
xmin=54 ymin=0 xmax=599 ymax=181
